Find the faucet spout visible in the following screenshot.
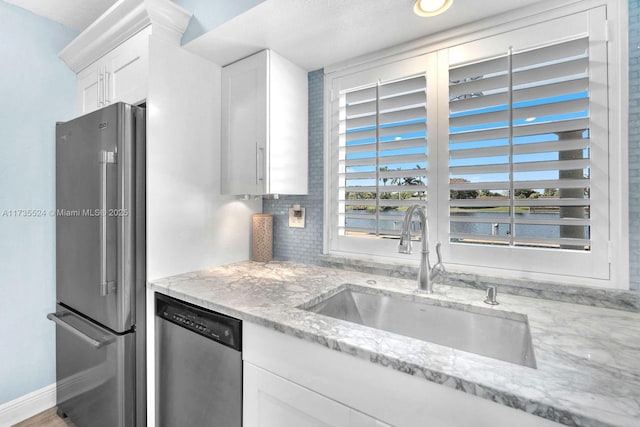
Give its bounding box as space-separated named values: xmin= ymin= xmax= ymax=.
xmin=398 ymin=205 xmax=416 ymax=254
xmin=397 ymin=204 xmax=445 ymax=293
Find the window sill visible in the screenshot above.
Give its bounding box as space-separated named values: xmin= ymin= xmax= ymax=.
xmin=318 ymin=254 xmax=640 ymax=313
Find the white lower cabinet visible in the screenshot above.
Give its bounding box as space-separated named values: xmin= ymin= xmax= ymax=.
xmin=243 ymin=323 xmax=561 ymax=427
xmin=243 ymin=362 xmax=389 ymax=427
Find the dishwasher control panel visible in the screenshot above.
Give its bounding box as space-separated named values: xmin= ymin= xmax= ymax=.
xmin=155 ymin=293 xmax=241 ymax=351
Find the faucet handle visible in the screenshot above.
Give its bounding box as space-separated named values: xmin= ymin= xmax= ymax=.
xmin=435 ymin=242 xmax=443 ymax=264
xmin=429 ymin=242 xmax=446 ymax=282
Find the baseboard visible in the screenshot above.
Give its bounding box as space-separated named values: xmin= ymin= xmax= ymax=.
xmin=0 ymin=383 xmax=56 ymax=426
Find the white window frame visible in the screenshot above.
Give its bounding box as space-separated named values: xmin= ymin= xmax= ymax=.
xmin=327 ymin=54 xmax=436 ymax=259
xmin=324 ymin=0 xmax=628 ymax=289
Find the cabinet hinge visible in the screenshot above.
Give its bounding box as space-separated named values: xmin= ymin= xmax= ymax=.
xmin=605 ymin=20 xmax=610 ymax=43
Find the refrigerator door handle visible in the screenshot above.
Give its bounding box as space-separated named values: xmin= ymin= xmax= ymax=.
xmin=47 ymin=312 xmax=115 ymax=349
xmin=99 ymin=150 xmax=117 ymax=296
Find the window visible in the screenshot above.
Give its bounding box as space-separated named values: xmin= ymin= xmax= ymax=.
xmin=448 ymin=37 xmax=592 ymax=251
xmin=328 ymin=55 xmax=435 ymax=256
xmin=340 ymin=75 xmax=427 ymax=239
xmin=326 ymin=2 xmax=626 ymax=288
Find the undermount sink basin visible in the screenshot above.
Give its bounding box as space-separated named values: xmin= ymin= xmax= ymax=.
xmin=303 ymin=287 xmax=537 ymax=369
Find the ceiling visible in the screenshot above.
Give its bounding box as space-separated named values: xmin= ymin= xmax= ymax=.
xmin=4 ymin=0 xmax=117 ymax=31
xmin=181 ymin=0 xmax=548 ymax=70
xmin=6 ymin=0 xmax=550 ymax=69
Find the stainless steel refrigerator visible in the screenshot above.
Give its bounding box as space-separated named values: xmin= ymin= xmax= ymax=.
xmin=47 ymin=102 xmax=146 ymax=427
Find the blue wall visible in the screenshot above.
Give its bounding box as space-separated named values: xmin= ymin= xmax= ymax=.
xmin=175 ymin=0 xmax=265 ymax=45
xmin=0 ymin=1 xmax=77 ymax=405
xmin=267 ymin=4 xmax=640 ymax=290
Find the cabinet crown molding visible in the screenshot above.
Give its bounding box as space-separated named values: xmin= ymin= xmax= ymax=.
xmin=59 ymin=0 xmax=192 ymax=73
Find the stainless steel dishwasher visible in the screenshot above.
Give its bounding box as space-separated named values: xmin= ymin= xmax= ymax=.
xmin=155 ymin=293 xmax=242 ymax=427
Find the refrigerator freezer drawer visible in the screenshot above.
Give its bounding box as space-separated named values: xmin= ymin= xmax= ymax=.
xmin=50 ymin=305 xmax=135 ymax=427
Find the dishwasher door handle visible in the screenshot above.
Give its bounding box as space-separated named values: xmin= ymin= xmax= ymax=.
xmin=47 ymin=311 xmax=115 ymax=349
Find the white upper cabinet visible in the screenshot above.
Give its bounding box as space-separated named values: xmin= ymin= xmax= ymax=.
xmin=106 ymin=28 xmax=149 ymax=107
xmin=76 ymin=27 xmax=151 ymax=114
xmin=221 ymin=49 xmax=308 ymax=196
xmin=59 ymin=0 xmax=191 ymax=116
xmin=77 ymin=62 xmax=100 ymax=114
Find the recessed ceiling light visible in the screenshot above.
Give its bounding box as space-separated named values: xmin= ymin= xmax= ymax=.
xmin=413 ymin=0 xmax=453 ymax=17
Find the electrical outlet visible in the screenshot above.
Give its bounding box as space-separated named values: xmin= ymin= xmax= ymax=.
xmin=289 ymin=205 xmax=305 ymax=228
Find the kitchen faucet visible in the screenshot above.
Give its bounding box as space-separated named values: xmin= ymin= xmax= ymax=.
xmin=398 ymin=204 xmax=445 ymax=293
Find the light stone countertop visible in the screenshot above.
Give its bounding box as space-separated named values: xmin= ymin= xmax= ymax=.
xmin=148 ymin=261 xmax=640 ymax=427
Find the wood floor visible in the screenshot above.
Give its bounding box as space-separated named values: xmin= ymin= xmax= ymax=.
xmin=13 ymin=408 xmax=75 ymax=427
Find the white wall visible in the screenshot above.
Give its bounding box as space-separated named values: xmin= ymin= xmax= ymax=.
xmin=0 ymin=0 xmax=77 ymax=408
xmin=145 ymin=36 xmax=260 ymax=425
xmin=146 ymin=35 xmax=260 ymax=280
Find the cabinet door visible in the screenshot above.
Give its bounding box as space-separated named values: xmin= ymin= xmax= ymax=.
xmin=76 ymin=27 xmax=149 ymax=116
xmin=104 ymin=27 xmax=150 ymax=106
xmin=77 ymin=62 xmax=100 ymax=114
xmin=244 ymin=362 xmax=349 ymax=427
xmin=221 ymin=50 xmax=268 ymax=195
xmin=266 ymin=50 xmax=308 ymax=195
xmin=244 ymin=363 xmax=391 ymax=427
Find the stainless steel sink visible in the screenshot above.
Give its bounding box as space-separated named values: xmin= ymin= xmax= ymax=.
xmin=304 ymin=287 xmax=536 ymax=368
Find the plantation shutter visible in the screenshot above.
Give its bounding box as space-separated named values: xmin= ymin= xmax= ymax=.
xmin=448 ymin=37 xmax=591 ymax=250
xmin=338 ymin=75 xmax=428 ymax=238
